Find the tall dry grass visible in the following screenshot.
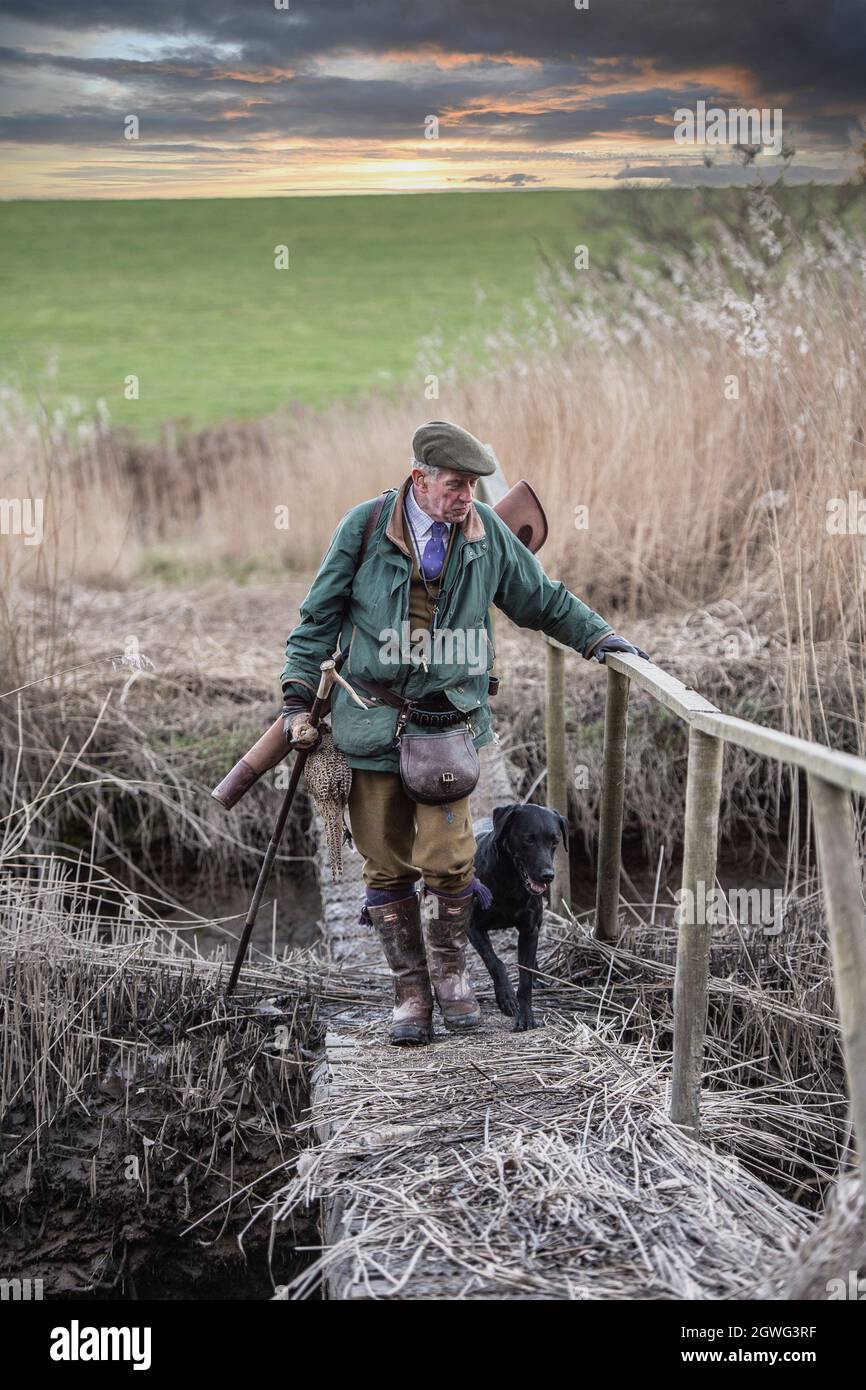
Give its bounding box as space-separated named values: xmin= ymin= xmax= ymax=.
xmin=2 ymin=187 xmax=864 ymax=640
xmin=2 ymin=184 xmax=864 ymax=887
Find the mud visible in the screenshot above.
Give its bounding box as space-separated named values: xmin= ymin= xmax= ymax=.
xmin=1 ymin=973 xmax=322 ymax=1300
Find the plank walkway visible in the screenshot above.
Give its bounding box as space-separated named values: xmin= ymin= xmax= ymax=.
xmin=273 ymin=740 xmax=815 ymax=1300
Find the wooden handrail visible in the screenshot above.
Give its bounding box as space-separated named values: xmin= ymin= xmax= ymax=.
xmin=589 ymin=649 xmax=866 ymax=1194
xmin=606 ymin=651 xmax=866 ymax=796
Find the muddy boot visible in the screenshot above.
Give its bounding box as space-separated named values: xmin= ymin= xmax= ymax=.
xmin=366 ymin=896 xmax=434 ymax=1046
xmin=424 ymin=893 xmax=482 ymax=1032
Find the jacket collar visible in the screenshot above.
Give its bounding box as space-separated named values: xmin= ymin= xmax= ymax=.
xmin=384 ymin=475 xmax=485 ymax=557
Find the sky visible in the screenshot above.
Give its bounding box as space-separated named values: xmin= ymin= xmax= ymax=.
xmin=0 ymin=0 xmax=864 ymax=198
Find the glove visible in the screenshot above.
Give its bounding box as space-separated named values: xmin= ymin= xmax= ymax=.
xmin=282 ymin=706 xmax=322 ymax=751
xmin=591 ymin=635 xmax=649 ymax=664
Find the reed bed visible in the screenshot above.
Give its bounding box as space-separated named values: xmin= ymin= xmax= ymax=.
xmin=0 ymin=582 xmax=317 ymax=898
xmin=754 ymin=1172 xmax=866 ymax=1300
xmin=0 ymin=853 xmax=322 ymax=1295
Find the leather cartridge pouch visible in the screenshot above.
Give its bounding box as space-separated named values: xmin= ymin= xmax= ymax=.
xmin=347 ymin=670 xmax=481 ymax=806
xmin=398 ymin=726 xmax=480 ymax=805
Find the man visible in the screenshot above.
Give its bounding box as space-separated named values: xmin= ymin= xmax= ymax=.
xmin=280 ymin=420 xmax=647 ymax=1046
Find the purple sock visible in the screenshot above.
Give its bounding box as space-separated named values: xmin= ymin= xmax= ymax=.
xmin=423 ymin=877 xmax=493 ymax=911
xmin=359 ymin=883 xmax=419 ymax=923
xmin=365 ymin=884 xmax=418 ymax=907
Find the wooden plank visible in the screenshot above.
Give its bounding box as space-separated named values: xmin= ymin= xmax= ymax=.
xmin=311 ymin=741 xmax=518 ymax=1298
xmin=604 ymin=651 xmax=721 ymax=721
xmin=694 ymin=711 xmax=866 ymax=798
xmin=670 ymin=728 xmax=724 ymax=1135
xmin=605 ymin=652 xmax=866 ymax=796
xmin=595 ymin=666 xmax=630 ymax=943
xmin=808 ymin=775 xmax=866 ymax=1197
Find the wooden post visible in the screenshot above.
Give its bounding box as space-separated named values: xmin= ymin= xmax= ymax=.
xmin=808 ymin=774 xmax=866 ymax=1196
xmin=544 ymin=640 xmax=571 ymax=913
xmin=670 ymin=728 xmax=724 ymax=1134
xmin=595 ymin=667 xmax=630 ymax=942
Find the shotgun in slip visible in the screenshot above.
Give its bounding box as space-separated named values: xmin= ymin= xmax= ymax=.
xmin=223 ymin=652 xmax=367 ymax=996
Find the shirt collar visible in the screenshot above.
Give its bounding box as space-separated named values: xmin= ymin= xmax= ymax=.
xmin=404 ymin=483 xmax=450 ymax=544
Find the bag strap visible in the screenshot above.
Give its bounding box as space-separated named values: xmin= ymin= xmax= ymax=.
xmin=333 ymin=493 xmax=389 ymax=673
xmin=358 ymin=492 xmax=389 ymax=567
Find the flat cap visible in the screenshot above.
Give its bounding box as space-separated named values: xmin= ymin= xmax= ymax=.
xmin=412 ymin=420 xmax=496 ymax=477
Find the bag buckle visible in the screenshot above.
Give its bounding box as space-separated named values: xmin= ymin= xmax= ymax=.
xmin=441 ymin=771 xmax=455 ymax=784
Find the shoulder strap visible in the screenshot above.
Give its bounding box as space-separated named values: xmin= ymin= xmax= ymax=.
xmin=333 ymin=494 xmax=390 ymax=672
xmin=357 ymin=492 xmax=389 ymax=568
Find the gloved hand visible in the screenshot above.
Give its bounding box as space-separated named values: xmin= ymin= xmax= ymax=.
xmin=282 ymin=707 xmax=322 ymax=751
xmin=591 ymin=635 xmax=649 ymax=664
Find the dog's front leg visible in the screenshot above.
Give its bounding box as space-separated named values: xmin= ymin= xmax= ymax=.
xmin=514 ymin=923 xmax=540 ymax=1031
xmin=469 ymin=922 xmax=518 ymax=1018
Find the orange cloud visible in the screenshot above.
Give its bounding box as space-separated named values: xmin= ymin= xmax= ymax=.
xmin=378 ymin=45 xmax=543 ymax=72
xmin=585 ymin=57 xmax=760 ymax=101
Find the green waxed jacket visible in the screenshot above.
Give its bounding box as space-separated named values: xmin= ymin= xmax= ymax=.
xmin=280 ymin=477 xmax=613 ymax=772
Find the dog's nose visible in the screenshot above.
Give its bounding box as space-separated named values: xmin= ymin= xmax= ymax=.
xmin=540 ymin=870 xmax=555 ymax=884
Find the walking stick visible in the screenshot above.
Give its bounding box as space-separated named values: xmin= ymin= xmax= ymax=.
xmin=224 ymin=653 xmax=367 ymax=996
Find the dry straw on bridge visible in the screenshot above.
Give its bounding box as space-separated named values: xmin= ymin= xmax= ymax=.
xmin=261 ymin=1003 xmax=816 ymax=1300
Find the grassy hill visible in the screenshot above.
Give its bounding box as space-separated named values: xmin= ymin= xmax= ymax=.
xmin=1 ymin=185 xmax=861 ymax=437
xmin=0 ymin=190 xmax=599 ymax=435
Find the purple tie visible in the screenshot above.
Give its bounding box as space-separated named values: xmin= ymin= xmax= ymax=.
xmin=421 ymin=521 xmax=448 ymax=580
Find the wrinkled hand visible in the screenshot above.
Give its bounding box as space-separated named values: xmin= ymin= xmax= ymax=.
xmin=592 ymin=635 xmax=650 ymax=664
xmin=282 ymin=709 xmax=322 ymax=751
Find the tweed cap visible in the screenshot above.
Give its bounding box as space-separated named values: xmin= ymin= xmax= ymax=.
xmin=411 ymin=420 xmax=496 ymax=477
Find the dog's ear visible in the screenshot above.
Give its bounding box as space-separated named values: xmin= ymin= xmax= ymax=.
xmin=556 ymin=812 xmax=569 ymax=850
xmin=491 ymin=804 xmax=518 ymax=847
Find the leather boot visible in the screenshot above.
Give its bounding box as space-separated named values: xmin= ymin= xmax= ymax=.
xmin=366 ymin=896 xmax=434 ymax=1045
xmin=423 ymin=893 xmax=482 ymax=1031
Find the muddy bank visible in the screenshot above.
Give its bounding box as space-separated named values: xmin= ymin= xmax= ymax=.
xmin=0 ymin=880 xmax=323 ymax=1301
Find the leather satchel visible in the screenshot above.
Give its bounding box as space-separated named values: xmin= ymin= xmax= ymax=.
xmin=398 ymin=727 xmax=480 ymax=805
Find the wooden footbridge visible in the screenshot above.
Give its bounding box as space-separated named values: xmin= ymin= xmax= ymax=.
xmin=262 ymin=471 xmax=866 ymax=1300
xmin=263 ymin=661 xmax=866 ymax=1298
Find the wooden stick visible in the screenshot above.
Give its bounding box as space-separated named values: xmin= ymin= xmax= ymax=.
xmin=225 ymin=659 xmax=338 ymax=996
xmin=595 ymin=666 xmax=630 ymax=943
xmin=670 ymin=728 xmax=724 ymax=1134
xmin=808 ymin=773 xmax=866 ymax=1196
xmin=544 ymin=641 xmax=571 ymax=913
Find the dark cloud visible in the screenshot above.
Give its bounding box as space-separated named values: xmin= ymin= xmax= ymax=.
xmin=2 ymin=0 xmax=864 ymax=99
xmin=616 ymin=160 xmax=855 ymax=186
xmin=469 ymin=172 xmax=541 ymax=185
xmin=0 ymin=0 xmax=862 ymax=187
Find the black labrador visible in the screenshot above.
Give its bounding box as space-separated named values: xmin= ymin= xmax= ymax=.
xmin=469 ymin=803 xmax=567 ymax=1032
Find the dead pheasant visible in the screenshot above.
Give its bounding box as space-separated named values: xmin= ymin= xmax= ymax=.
xmin=304 ymin=727 xmax=353 ymax=880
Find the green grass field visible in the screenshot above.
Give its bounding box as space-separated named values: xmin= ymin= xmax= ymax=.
xmin=1 ymin=186 xmax=860 ymax=436
xmin=0 ymin=191 xmax=595 ymax=435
